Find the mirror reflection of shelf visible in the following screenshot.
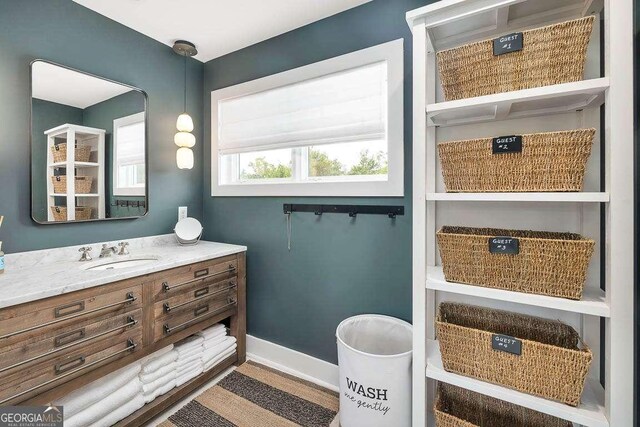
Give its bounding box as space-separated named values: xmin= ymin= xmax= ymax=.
xmin=45 ymin=124 xmax=105 ymax=222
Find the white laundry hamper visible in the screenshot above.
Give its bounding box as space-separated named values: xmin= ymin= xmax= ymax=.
xmin=336 ymin=315 xmax=412 ymax=427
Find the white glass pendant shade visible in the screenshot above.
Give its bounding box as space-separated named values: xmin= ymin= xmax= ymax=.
xmin=176 ymin=113 xmax=194 ymax=132
xmin=176 ymin=147 xmax=194 ymax=169
xmin=174 ymin=131 xmax=196 ymax=148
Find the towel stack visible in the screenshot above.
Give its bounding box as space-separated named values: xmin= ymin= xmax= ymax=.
xmin=174 ymin=335 xmax=205 ymax=387
xmin=56 ymin=362 xmax=145 ymax=427
xmin=198 ymin=324 xmax=237 ymax=372
xmin=139 ymin=345 xmax=178 ymax=403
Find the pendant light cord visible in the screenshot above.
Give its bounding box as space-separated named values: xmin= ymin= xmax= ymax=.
xmin=183 ymin=54 xmax=187 ymax=113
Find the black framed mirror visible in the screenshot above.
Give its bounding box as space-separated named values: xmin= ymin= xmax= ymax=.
xmin=30 ymin=60 xmax=148 ymax=224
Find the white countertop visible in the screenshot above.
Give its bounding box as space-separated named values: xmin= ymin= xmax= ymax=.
xmin=0 ymin=235 xmax=246 ymax=309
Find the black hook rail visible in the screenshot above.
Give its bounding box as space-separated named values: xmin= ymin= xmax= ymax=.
xmin=283 ymin=204 xmax=404 ymax=219
xmin=111 ymin=199 xmax=146 ymax=208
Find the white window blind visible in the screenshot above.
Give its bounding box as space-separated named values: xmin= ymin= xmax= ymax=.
xmin=115 ymin=121 xmax=145 ymax=166
xmin=217 ymin=61 xmax=388 ymax=155
xmin=113 ymin=112 xmax=145 ymax=196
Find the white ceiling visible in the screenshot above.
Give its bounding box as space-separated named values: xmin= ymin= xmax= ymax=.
xmin=72 ymin=0 xmax=373 ymax=62
xmin=32 ymin=61 xmax=133 ymax=109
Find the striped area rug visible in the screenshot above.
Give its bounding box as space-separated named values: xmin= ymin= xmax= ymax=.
xmin=160 ymin=361 xmax=339 ymax=427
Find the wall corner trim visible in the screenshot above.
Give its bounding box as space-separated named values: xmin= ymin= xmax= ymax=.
xmin=246 ymin=335 xmax=339 ymax=392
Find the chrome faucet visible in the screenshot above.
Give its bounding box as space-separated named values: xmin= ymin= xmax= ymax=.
xmin=117 ymin=241 xmax=130 ymax=256
xmin=78 ymin=246 xmax=92 ymax=261
xmin=99 ymin=244 xmax=118 ymax=258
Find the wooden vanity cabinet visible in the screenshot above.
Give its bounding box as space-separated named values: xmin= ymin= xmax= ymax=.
xmin=0 ymin=251 xmax=246 ymax=415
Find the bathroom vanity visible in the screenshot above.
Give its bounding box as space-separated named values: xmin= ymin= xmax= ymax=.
xmin=0 ymin=236 xmax=246 ymax=427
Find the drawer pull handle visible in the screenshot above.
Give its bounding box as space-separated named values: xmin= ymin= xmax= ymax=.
xmin=163 ymin=265 xmax=236 ymax=292
xmin=0 ymin=339 xmax=137 ymax=405
xmin=163 ymin=301 xmax=237 ymax=335
xmin=194 ymin=268 xmax=209 ymax=278
xmin=0 ymin=293 xmax=138 ymax=340
xmin=55 ymin=301 xmax=85 ymax=318
xmin=0 ymin=316 xmax=138 ymax=374
xmin=54 ymin=328 xmax=86 ymax=347
xmin=55 ymin=355 xmax=85 ymax=374
xmin=163 ymin=283 xmax=237 ymax=313
xmin=194 ymin=287 xmax=209 ymax=298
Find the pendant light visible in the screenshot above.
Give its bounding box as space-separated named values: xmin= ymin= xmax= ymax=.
xmin=173 ymin=40 xmax=198 ymax=169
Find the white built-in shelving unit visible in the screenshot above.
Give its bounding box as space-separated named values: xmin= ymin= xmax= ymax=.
xmin=407 ymin=1 xmax=634 ymax=426
xmin=45 ymin=124 xmax=106 ymax=221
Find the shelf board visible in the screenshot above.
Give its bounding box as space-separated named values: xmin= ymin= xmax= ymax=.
xmin=427 ymin=78 xmax=609 ymax=127
xmin=426 ymin=192 xmax=609 ymax=202
xmin=407 ymin=0 xmax=601 ymax=49
xmin=426 ymin=339 xmax=608 ymax=427
xmin=50 ymin=162 xmax=99 ymax=167
xmin=427 ymin=267 xmax=609 ymax=317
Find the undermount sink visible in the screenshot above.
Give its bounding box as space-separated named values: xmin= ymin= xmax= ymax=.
xmin=83 ymin=257 xmax=158 ymax=271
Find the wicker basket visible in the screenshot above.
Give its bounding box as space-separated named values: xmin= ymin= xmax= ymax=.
xmin=51 ymin=176 xmax=93 ymax=194
xmin=50 ymin=206 xmax=93 ymax=222
xmin=51 ymin=143 xmax=92 ymax=163
xmin=434 ymin=383 xmax=572 ymax=427
xmin=439 ymin=129 xmax=595 ymax=193
xmin=436 ymin=303 xmax=592 ymax=406
xmin=437 ymin=226 xmax=594 ymax=300
xmin=437 ymin=16 xmax=594 ymax=101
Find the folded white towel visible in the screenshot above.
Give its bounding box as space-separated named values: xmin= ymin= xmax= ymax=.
xmin=143 ymin=378 xmax=176 ymax=403
xmin=202 ymin=328 xmax=227 ymax=342
xmin=139 ymin=344 xmax=174 ymax=364
xmin=203 ymin=334 xmax=228 ymax=349
xmin=64 ymin=379 xmax=142 ymax=427
xmin=141 ymin=349 xmax=178 ymax=374
xmin=175 ymin=364 xmax=203 ymax=387
xmin=56 ymin=363 xmax=141 ymax=418
xmin=177 ymin=351 xmax=202 ymax=367
xmin=142 ymin=371 xmax=177 ymax=395
xmin=88 ymin=393 xmax=145 ymax=427
xmin=203 ymin=337 xmax=237 ymax=363
xmin=175 ymin=335 xmax=204 ymax=352
xmin=204 ymin=345 xmax=237 ymax=372
xmin=140 ymin=361 xmax=177 ymax=384
xmin=197 ymin=324 xmax=226 ymax=340
xmin=176 ymin=345 xmax=203 ymax=361
xmin=176 ymin=358 xmax=202 ymax=375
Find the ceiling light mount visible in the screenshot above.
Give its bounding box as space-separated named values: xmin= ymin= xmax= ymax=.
xmin=172 ymin=40 xmax=198 ymax=57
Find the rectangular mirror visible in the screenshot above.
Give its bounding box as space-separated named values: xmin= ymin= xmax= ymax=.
xmin=30 ymin=60 xmax=148 ymax=223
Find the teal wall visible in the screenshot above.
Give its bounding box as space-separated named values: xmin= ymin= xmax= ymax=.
xmin=202 ymin=0 xmax=432 ymax=363
xmin=0 ymin=0 xmax=204 ymax=253
xmin=31 ymin=99 xmax=83 ymax=221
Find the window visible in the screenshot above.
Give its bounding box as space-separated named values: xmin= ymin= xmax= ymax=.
xmin=211 ymin=39 xmax=403 ymax=196
xmin=113 ymin=112 xmax=145 ymax=196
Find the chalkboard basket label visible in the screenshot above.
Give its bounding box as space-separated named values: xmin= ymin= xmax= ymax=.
xmin=489 ymin=237 xmax=519 ymax=254
xmin=493 ymin=32 xmax=523 ymax=55
xmin=492 ymin=334 xmax=522 ymax=356
xmin=492 ymin=135 xmax=522 ymax=154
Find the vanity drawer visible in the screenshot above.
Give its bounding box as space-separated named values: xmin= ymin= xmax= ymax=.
xmin=0 ymin=329 xmax=141 ymax=405
xmin=153 ymin=277 xmax=236 ymax=319
xmin=155 ymin=291 xmax=237 ymax=341
xmin=0 ymin=283 xmax=142 ymax=340
xmin=0 ymin=308 xmax=141 ymax=375
xmin=151 ymin=255 xmax=237 ymax=302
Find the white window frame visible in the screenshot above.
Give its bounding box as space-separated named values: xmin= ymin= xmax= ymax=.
xmin=112 ymin=111 xmax=145 ymax=196
xmin=210 ymin=39 xmax=404 ymax=197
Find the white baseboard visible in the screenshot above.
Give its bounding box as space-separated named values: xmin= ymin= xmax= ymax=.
xmin=246 ymin=335 xmax=339 ymax=392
